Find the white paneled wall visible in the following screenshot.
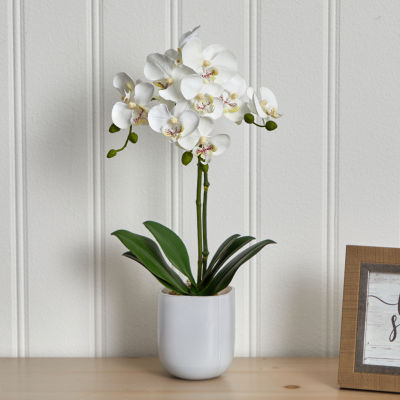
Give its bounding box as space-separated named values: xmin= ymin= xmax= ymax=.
xmin=1 ymin=0 xmax=400 ymax=357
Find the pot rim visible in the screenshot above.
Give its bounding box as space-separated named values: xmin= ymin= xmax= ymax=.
xmin=160 ymin=286 xmax=234 ymax=298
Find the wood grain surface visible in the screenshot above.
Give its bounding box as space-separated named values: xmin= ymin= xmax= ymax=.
xmin=0 ymin=357 xmax=399 ymax=400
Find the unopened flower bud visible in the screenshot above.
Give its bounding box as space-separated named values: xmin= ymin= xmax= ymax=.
xmin=109 ymin=123 xmax=120 ymax=133
xmin=107 ymin=149 xmax=117 ymax=158
xmin=244 ymin=113 xmax=254 ymax=124
xmin=128 ymin=132 xmax=138 ymax=143
xmin=265 ymin=120 xmax=278 ymax=131
xmin=181 ymin=151 xmax=193 ymax=166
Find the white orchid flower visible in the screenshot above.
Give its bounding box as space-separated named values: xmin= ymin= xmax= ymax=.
xmin=148 ymin=102 xmax=200 ymax=150
xmin=111 ymin=73 xmax=154 ymax=129
xmin=247 ymin=86 xmax=281 ymax=120
xmin=144 ymin=53 xmax=195 ymax=103
xmin=219 ymin=74 xmax=247 ymax=123
xmin=181 ymin=74 xmax=224 ymax=119
xmin=182 ymin=38 xmax=237 ymax=85
xmin=190 ymin=117 xmax=230 ymax=163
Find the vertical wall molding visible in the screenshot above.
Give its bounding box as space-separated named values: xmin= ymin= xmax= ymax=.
xmin=167 ymin=0 xmax=182 ymax=235
xmin=324 ymin=0 xmax=340 ymax=357
xmin=9 ymin=0 xmax=28 ymax=357
xmin=88 ymin=0 xmax=106 ymax=357
xmin=248 ymin=0 xmax=260 ymax=357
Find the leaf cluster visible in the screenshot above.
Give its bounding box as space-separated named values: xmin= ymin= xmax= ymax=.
xmin=112 ymin=221 xmax=275 ymax=296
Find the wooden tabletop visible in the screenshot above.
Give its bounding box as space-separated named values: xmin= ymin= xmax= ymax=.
xmin=0 ymin=357 xmax=398 ymax=399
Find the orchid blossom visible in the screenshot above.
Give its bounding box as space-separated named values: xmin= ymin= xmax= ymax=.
xmin=180 ymin=74 xmax=224 ymax=119
xmin=247 ymin=86 xmax=281 ymax=121
xmin=111 ymin=73 xmax=154 ymax=129
xmin=148 ymin=103 xmax=200 ymax=150
xmin=189 ymin=117 xmax=230 ymax=163
xmin=219 ymin=74 xmax=247 ymax=123
xmin=182 ymin=38 xmax=237 ymax=85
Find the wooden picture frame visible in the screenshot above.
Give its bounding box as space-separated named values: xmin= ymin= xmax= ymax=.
xmin=338 ymin=245 xmax=400 ymax=392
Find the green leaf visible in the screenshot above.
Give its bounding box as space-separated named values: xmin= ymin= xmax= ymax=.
xmin=123 ymin=251 xmax=182 ymax=294
xmin=112 ymin=229 xmax=189 ymax=294
xmin=143 ymin=221 xmax=195 ymax=286
xmin=199 ymin=235 xmax=255 ymax=289
xmin=206 ymin=234 xmax=240 ymax=273
xmin=199 ymin=239 xmax=276 ymax=296
xmin=109 ymin=123 xmax=120 ymax=133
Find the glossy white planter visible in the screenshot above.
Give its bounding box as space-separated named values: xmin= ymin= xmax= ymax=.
xmin=158 ymin=286 xmax=235 ymax=380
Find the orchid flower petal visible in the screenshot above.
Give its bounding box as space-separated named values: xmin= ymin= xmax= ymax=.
xmin=181 ymin=74 xmax=203 ymax=100
xmin=178 ymin=130 xmax=200 ymax=150
xmin=179 ymin=110 xmax=199 ymax=136
xmin=207 ymin=98 xmax=223 ymax=119
xmin=113 ymin=73 xmax=134 ymax=98
xmin=201 ymin=83 xmax=223 ymax=97
xmin=224 ymin=74 xmax=247 ymax=97
xmin=259 ymin=87 xmax=278 ymax=109
xmin=159 ymin=84 xmax=184 ymax=103
xmin=148 ymin=104 xmax=171 ymax=132
xmin=198 ymin=117 xmax=214 ymax=137
xmin=111 ymin=102 xmax=133 ymax=129
xmin=211 ymin=134 xmax=230 ymax=156
xmin=134 ymin=82 xmax=154 ymax=106
xmin=209 ymin=50 xmax=238 ymax=71
xmin=179 ymin=25 xmax=200 ymax=48
xmin=181 ymin=37 xmax=203 ymax=71
xmin=173 ymin=101 xmax=191 ymax=116
xmin=144 ymin=53 xmax=174 ymax=81
xmin=253 ymin=93 xmax=268 ymax=118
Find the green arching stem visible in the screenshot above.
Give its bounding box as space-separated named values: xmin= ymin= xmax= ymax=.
xmin=196 ymin=158 xmax=203 ymax=282
xmin=253 ymin=121 xmax=266 ymax=128
xmin=116 ymin=132 xmax=130 ymax=153
xmin=202 ymin=166 xmax=209 ymax=277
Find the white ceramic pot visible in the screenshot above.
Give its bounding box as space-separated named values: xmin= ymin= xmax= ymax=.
xmin=158 ymin=286 xmax=235 ymax=380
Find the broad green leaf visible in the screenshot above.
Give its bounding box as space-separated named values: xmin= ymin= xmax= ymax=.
xmin=144 ymin=221 xmax=195 ymax=286
xmin=200 ymin=236 xmax=255 ymax=288
xmin=206 ymin=234 xmax=240 ymax=272
xmin=123 ymin=251 xmax=184 ymax=294
xmin=199 ymin=239 xmax=275 ymax=296
xmin=112 ymin=230 xmax=189 ymax=294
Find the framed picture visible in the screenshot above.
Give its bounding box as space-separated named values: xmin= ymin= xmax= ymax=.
xmin=339 ymin=245 xmax=400 ymax=392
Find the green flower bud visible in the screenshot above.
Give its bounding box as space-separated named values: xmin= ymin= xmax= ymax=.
xmin=265 ymin=120 xmax=278 ymax=131
xmin=128 ymin=132 xmax=138 ymax=143
xmin=109 ymin=123 xmax=120 ymax=133
xmin=107 ymin=149 xmax=117 ymax=158
xmin=181 ymin=151 xmax=193 ymax=166
xmin=244 ymin=113 xmax=255 ymax=124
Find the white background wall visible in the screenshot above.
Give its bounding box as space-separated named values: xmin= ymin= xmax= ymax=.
xmin=1 ymin=0 xmax=400 ymax=357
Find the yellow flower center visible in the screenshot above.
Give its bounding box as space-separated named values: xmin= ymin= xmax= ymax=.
xmin=128 ymin=102 xmax=137 ymax=109
xmin=202 ymin=60 xmax=211 ymax=67
xmin=169 ymin=116 xmax=179 ymax=124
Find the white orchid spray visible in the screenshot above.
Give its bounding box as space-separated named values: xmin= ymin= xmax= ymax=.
xmin=107 ymin=27 xmax=280 ymax=296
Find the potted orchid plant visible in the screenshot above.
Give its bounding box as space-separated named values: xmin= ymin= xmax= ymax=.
xmin=107 ymin=26 xmax=280 ymax=380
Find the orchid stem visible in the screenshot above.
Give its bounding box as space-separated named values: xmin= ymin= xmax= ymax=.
xmin=196 ymin=158 xmax=203 ymax=282
xmin=202 ymin=167 xmax=209 ymax=277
